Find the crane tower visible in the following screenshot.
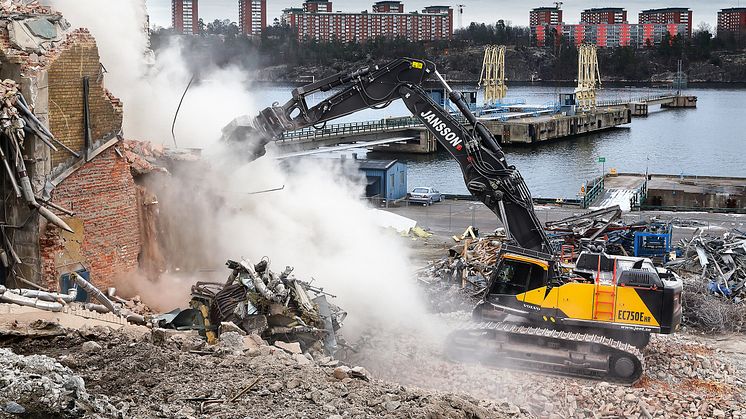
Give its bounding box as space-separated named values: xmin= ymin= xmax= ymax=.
xmin=575 ymin=44 xmax=601 ymax=111
xmin=479 ymin=45 xmax=507 ymax=106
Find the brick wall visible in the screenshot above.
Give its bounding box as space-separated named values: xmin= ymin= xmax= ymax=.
xmin=47 ymin=31 xmax=123 ymax=169
xmin=40 ymin=145 xmax=141 ymax=290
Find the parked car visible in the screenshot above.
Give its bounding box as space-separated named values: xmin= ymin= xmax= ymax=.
xmin=408 ymin=187 xmax=443 ymax=206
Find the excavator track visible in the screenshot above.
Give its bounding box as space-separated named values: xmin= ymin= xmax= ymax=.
xmin=445 ymin=321 xmax=645 ymax=385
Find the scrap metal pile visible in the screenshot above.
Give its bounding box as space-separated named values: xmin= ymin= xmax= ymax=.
xmin=417 ymin=228 xmax=506 ymax=310
xmin=667 ymin=229 xmax=746 ymax=332
xmin=669 ymin=229 xmax=746 ymax=299
xmin=160 ymin=258 xmax=346 ymax=354
xmin=0 ymin=272 xmax=146 ymax=325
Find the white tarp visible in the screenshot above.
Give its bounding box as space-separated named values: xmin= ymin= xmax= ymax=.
xmin=368 ymin=209 xmax=416 ymax=234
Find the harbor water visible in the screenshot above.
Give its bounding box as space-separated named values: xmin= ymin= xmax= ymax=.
xmin=252 ymin=84 xmax=746 ymax=198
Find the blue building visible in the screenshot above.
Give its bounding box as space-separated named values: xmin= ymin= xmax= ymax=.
xmin=358 ymin=159 xmax=408 ymax=201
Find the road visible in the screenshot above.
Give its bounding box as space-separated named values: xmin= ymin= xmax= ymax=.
xmin=383 ymin=199 xmax=745 ymax=260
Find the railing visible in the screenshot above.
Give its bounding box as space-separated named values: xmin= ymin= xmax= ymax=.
xmin=581 ymin=176 xmax=605 ymax=209
xmin=280 ymin=117 xmax=423 ymax=142
xmin=639 ymin=205 xmax=746 ymax=214
xmin=280 ymin=114 xmax=471 ymax=142
xmin=596 ymin=94 xmax=674 ymax=107
xmin=629 ymin=179 xmax=648 ymax=211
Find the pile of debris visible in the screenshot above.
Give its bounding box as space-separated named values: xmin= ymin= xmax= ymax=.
xmin=669 ymin=229 xmax=746 ymax=300
xmin=0 ymin=272 xmax=147 ymax=326
xmin=0 ymin=347 xmax=118 ymax=417
xmin=156 ymin=258 xmax=346 ymax=355
xmin=667 ymin=229 xmax=746 ymax=332
xmin=0 ymin=0 xmax=55 ymax=16
xmin=417 ymin=228 xmax=506 ymax=311
xmin=2 ymin=325 xmax=529 ymax=418
xmin=545 ymin=206 xmax=625 ymax=245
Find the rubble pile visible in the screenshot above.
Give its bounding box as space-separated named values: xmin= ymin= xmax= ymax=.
xmin=157 ymin=258 xmax=347 ymax=354
xmin=0 ymin=347 xmax=118 ymax=417
xmin=343 ymin=313 xmax=746 ymax=419
xmin=669 ymin=229 xmax=746 ymax=299
xmin=0 ymin=0 xmax=54 ymax=16
xmin=417 ymin=231 xmax=505 ymax=311
xmin=4 ymin=327 xmax=529 ymax=418
xmin=544 ymin=205 xmax=625 ymax=245
xmin=666 ymin=229 xmax=746 ymax=331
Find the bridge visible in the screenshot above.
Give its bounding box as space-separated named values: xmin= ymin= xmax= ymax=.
xmin=597 ymin=94 xmax=697 ymax=116
xmin=273 ymin=93 xmax=697 ymax=153
xmin=274 ymin=116 xmax=438 ymax=154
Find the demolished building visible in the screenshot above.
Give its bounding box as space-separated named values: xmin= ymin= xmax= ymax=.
xmin=0 ymin=3 xmax=146 ymax=293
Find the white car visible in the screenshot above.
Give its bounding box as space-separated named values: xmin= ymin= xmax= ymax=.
xmin=408 ymin=187 xmax=443 ymax=206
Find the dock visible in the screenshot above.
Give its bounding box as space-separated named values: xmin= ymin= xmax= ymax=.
xmin=586 ymin=173 xmax=745 ymax=213
xmin=274 ymin=94 xmax=697 ymax=152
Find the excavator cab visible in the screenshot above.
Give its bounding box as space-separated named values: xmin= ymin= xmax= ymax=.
xmin=475 ymin=245 xmax=559 ymax=323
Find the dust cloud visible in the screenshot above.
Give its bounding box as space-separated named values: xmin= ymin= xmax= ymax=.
xmin=49 ymin=0 xmax=255 ymax=148
xmin=49 ymin=0 xmax=433 ymax=338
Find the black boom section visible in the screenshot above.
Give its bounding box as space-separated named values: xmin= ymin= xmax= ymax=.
xmin=252 ymin=58 xmax=436 ymax=140
xmin=400 ymin=85 xmax=549 ymax=252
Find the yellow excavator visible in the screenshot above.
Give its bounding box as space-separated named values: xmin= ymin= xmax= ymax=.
xmin=223 ymin=57 xmax=682 ymax=384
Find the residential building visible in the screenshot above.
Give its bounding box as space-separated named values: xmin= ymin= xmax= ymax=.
xmin=239 ymin=0 xmax=266 ymax=36
xmin=285 ymin=1 xmax=453 ymax=42
xmin=530 ymin=6 xmax=562 ymax=26
xmin=304 ymin=0 xmax=332 ymax=13
xmin=717 ymin=7 xmax=746 ymax=39
xmin=172 ymin=0 xmax=199 ymax=34
xmin=372 ymin=1 xmax=404 ymax=13
xmin=639 ymin=8 xmax=692 ymax=37
xmin=581 ymin=7 xmax=627 ymax=25
xmin=532 ymin=23 xmax=689 ymax=48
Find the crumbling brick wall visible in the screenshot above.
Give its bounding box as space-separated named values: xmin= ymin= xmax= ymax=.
xmin=40 ymin=146 xmax=140 ymax=290
xmin=47 ymin=30 xmax=123 ymax=169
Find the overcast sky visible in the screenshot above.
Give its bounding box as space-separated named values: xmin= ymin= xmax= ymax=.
xmin=147 ymin=1 xmax=737 ymax=30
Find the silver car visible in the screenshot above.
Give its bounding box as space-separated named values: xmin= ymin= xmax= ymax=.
xmin=408 ymin=187 xmax=443 ymax=206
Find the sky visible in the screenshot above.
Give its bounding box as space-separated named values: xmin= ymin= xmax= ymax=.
xmin=147 ymin=1 xmax=739 ymax=30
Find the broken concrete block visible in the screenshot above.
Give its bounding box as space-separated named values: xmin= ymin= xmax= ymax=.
xmin=220 ymin=322 xmax=246 ymax=336
xmin=274 ymin=341 xmax=302 ymax=355
xmin=81 ymin=341 xmax=102 ymax=354
xmin=294 ymin=353 xmax=311 ymax=365
xmin=218 ymin=331 xmax=244 ymax=354
xmin=350 ymin=366 xmax=371 ymax=381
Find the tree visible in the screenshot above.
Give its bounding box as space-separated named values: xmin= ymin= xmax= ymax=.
xmin=205 ymin=19 xmax=240 ymax=37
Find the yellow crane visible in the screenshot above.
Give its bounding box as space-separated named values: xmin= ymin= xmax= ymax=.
xmin=478 ymin=45 xmax=507 ymax=106
xmin=575 ymin=44 xmax=601 ymax=111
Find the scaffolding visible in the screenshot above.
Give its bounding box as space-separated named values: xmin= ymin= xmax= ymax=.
xmin=575 ymin=44 xmax=601 ymax=112
xmin=478 ymin=45 xmax=507 ymax=106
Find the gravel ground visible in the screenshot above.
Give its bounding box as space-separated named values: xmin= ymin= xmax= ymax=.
xmin=1 ymin=326 xmax=529 ymax=419
xmin=342 ymin=311 xmax=746 ymax=419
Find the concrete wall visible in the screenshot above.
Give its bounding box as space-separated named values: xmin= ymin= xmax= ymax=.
xmin=647 ymin=188 xmax=744 ymax=209
xmin=484 ymin=108 xmax=631 ymax=144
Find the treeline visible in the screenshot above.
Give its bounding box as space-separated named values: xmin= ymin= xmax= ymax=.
xmin=150 ymin=19 xmax=746 ymax=82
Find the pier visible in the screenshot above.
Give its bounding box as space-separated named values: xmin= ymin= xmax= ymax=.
xmin=585 ymin=173 xmax=745 ymax=213
xmin=274 ymin=93 xmax=697 ymax=152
